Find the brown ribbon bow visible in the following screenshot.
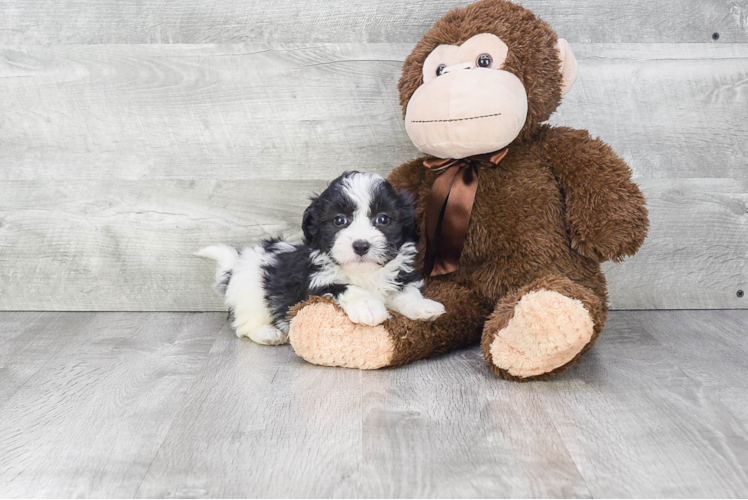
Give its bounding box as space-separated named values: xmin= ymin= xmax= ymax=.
xmin=423 ymin=148 xmax=509 ymax=277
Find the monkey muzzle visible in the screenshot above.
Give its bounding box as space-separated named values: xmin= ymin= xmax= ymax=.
xmin=404 ymin=67 xmax=528 ymax=159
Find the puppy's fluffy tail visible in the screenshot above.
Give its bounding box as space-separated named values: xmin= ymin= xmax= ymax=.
xmin=195 ymin=245 xmax=239 ymax=295
xmin=196 ymin=244 xmax=238 ymax=269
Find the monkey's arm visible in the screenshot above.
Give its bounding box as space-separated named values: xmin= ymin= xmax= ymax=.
xmin=543 ymin=126 xmax=649 ymax=262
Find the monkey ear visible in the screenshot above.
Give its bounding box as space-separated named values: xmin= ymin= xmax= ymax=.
xmin=555 ymin=38 xmax=578 ymax=96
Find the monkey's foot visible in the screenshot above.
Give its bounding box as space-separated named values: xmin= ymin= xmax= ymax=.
xmin=482 ymin=282 xmax=599 ymax=381
xmin=288 ymin=297 xmax=395 ymax=369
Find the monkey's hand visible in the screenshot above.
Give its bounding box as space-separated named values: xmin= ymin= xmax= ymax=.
xmin=543 ymin=126 xmax=649 ymax=262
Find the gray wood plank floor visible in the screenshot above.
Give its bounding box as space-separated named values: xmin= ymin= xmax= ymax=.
xmin=0 ymin=310 xmax=746 ymax=498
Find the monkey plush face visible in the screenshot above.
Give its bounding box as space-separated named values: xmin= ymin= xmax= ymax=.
xmin=405 ymin=33 xmax=528 ymax=159
xmin=398 ymin=0 xmax=579 ymax=159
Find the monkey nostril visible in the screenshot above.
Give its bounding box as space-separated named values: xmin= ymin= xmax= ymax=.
xmin=352 ymin=240 xmax=371 ymax=256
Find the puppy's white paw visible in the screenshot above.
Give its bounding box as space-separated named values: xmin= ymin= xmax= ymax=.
xmin=344 ymin=299 xmax=390 ymax=326
xmin=400 ymin=298 xmax=446 ymax=321
xmin=238 ymin=324 xmax=288 ymax=345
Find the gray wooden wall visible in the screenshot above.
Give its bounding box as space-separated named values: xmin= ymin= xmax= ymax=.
xmin=0 ymin=0 xmax=746 ymax=311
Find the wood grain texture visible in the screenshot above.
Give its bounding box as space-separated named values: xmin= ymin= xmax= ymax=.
xmin=358 ymin=352 xmax=590 ymax=497
xmin=0 ymin=312 xmax=221 ymax=498
xmin=136 ymin=320 xmax=364 ymax=498
xmin=1 ymin=178 xmax=745 ymax=311
xmin=0 ymin=312 xmax=94 ymax=404
xmin=2 ymin=0 xmax=747 ymax=44
xmin=641 ymin=309 xmax=748 ymax=418
xmin=1 ymin=310 xmax=747 ymax=497
xmin=537 ymin=311 xmax=748 ymax=497
xmin=0 ymin=43 xmax=415 ymax=182
xmin=1 ymin=43 xmax=746 ymax=181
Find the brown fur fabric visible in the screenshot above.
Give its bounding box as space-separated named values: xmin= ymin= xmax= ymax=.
xmin=288 ymin=0 xmax=649 ymax=380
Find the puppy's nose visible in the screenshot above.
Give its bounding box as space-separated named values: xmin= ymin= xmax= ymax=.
xmin=352 ymin=240 xmax=371 ymax=256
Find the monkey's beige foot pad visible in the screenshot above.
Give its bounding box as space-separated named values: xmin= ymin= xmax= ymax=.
xmin=288 ymin=298 xmax=394 ymax=369
xmin=490 ymin=290 xmax=593 ymax=378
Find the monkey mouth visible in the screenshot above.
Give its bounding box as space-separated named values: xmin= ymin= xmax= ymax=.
xmin=409 ymin=112 xmax=502 ymax=124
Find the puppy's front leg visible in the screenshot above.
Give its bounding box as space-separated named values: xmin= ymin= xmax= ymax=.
xmin=337 ymin=286 xmax=389 ymax=327
xmin=388 ymin=283 xmax=446 ymax=321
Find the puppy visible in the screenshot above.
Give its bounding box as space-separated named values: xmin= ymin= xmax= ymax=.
xmin=197 ymin=171 xmax=445 ymax=345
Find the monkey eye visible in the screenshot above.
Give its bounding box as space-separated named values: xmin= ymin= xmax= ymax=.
xmin=333 ymin=215 xmax=348 ymax=227
xmin=476 ymin=53 xmax=493 ymax=68
xmin=436 ymin=64 xmax=447 ymax=77
xmin=375 ymin=214 xmax=391 ymax=226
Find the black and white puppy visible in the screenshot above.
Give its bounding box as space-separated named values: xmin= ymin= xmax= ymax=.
xmin=197 ymin=172 xmax=445 ymax=345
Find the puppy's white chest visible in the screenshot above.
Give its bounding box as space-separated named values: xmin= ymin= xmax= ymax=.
xmin=345 ymin=267 xmax=397 ymax=301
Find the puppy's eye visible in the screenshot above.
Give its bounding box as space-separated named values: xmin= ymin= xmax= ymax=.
xmin=436 ymin=64 xmax=446 ymax=77
xmin=375 ymin=214 xmax=391 ymax=226
xmin=333 ymin=215 xmax=348 ymax=227
xmin=476 ymin=53 xmax=492 ymax=68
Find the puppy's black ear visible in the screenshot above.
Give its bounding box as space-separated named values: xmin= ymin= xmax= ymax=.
xmin=302 ymin=196 xmax=319 ymax=245
xmin=398 ymin=189 xmax=418 ymax=241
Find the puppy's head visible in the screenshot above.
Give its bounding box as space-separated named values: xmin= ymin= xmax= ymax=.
xmin=302 ymin=172 xmax=417 ymax=270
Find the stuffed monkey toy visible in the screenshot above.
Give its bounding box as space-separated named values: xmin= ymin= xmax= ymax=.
xmin=288 ymin=0 xmax=649 ymax=380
